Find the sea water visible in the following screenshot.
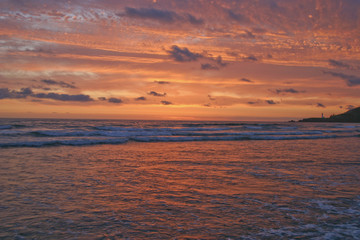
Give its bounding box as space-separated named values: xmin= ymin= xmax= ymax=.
xmin=0 ymin=119 xmax=359 ymax=239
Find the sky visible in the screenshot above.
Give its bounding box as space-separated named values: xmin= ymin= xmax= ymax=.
xmin=1 ymin=0 xmax=360 ymax=121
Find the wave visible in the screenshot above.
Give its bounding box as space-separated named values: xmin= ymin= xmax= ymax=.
xmin=0 ymin=138 xmax=128 ymax=148
xmin=1 ymin=120 xmax=359 ymax=148
xmin=132 ymin=134 xmax=355 ymax=142
xmin=1 ymin=134 xmax=358 ymax=148
xmin=0 ymin=128 xmax=338 ymax=138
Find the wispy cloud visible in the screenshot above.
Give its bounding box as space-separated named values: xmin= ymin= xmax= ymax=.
xmin=41 ymin=79 xmax=76 ymax=89
xmin=323 ymin=71 xmax=360 ymax=87
xmin=328 ymin=59 xmax=352 ymax=70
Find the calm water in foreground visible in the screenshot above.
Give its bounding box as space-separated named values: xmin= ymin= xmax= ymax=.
xmin=0 ymin=119 xmax=360 ymax=239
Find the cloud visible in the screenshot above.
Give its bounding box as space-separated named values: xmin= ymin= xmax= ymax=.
xmin=316 ymin=103 xmax=326 ymax=108
xmin=0 ymin=87 xmax=93 ymax=102
xmin=108 ymin=97 xmax=123 ymax=103
xmin=154 ymin=81 xmax=170 ymax=84
xmin=340 ymin=105 xmax=355 ymax=110
xmin=239 ymin=78 xmax=253 ymax=83
xmin=252 ymin=27 xmax=267 ymax=34
xmin=0 ymin=88 xmax=16 ymax=99
xmin=98 ymin=97 xmax=107 ymax=101
xmin=214 ymin=56 xmax=227 ymax=67
xmin=167 ymin=45 xmax=202 ymax=62
xmin=274 ymin=88 xmax=303 ymax=94
xmin=345 ymin=105 xmax=355 ymax=110
xmin=41 ymin=79 xmax=76 ymax=89
xmin=201 ymin=55 xmax=228 ymax=70
xmin=201 ymin=63 xmax=219 ymax=70
xmin=123 ymin=7 xmax=177 ymax=23
xmin=33 ymin=92 xmax=93 ymax=102
xmin=239 ymin=30 xmax=255 ymax=39
xmin=328 ymin=59 xmax=352 ymax=69
xmin=0 ymin=88 xmax=32 ymax=99
xmin=323 ymin=71 xmax=360 ymax=86
xmin=186 ymin=13 xmax=204 ymax=25
xmin=122 ymin=7 xmax=204 ymax=25
xmin=243 ymin=55 xmax=258 ymax=61
xmin=247 ymin=101 xmax=258 ymax=105
xmin=266 ymin=100 xmax=277 ymax=105
xmin=135 ymin=96 xmax=146 ymax=101
xmin=208 ymin=95 xmax=216 ymax=101
xmin=161 ymin=100 xmax=172 ymax=105
xmin=148 ymin=91 xmax=166 ymax=97
xmin=227 ymin=10 xmax=251 ymax=24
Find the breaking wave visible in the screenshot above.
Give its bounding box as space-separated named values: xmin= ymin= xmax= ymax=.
xmin=0 ymin=119 xmax=359 ymax=147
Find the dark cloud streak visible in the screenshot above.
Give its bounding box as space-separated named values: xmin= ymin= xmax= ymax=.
xmin=316 ymin=103 xmax=326 ymax=108
xmin=266 ymin=100 xmax=277 ymax=105
xmin=167 ymin=45 xmax=202 ymax=62
xmin=274 ymin=88 xmax=303 ymax=94
xmin=122 ymin=7 xmax=204 ymax=25
xmin=227 ymin=10 xmax=251 ymax=24
xmin=41 ymin=79 xmax=76 ymax=89
xmin=201 ymin=63 xmax=219 ymax=70
xmin=323 ymin=71 xmax=360 ymax=86
xmin=240 ymin=78 xmax=253 ymax=83
xmin=328 ymin=59 xmax=352 ymax=69
xmin=0 ymin=87 xmax=93 ymax=102
xmin=148 ymin=91 xmax=166 ymax=97
xmin=161 ymin=100 xmax=172 ymax=105
xmin=154 ymin=81 xmax=170 ymax=84
xmin=108 ymin=97 xmax=123 ymax=103
xmin=123 ymin=7 xmax=177 ymax=23
xmin=33 ymin=92 xmax=93 ymax=102
xmin=135 ymin=96 xmax=146 ymax=101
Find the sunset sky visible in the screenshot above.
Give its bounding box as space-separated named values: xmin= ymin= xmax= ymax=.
xmin=1 ymin=0 xmax=359 ymax=120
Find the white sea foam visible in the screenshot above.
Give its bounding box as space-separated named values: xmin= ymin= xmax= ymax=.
xmin=0 ymin=120 xmax=359 ymax=147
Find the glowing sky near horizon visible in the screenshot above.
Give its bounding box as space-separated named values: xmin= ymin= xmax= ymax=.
xmin=0 ymin=0 xmax=359 ymax=120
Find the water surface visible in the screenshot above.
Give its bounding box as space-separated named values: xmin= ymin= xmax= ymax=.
xmin=0 ymin=119 xmax=359 ymax=239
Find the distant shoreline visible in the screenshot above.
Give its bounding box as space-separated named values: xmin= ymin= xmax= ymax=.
xmin=299 ymin=107 xmax=360 ymax=123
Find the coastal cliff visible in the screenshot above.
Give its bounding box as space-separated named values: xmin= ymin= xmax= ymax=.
xmin=300 ymin=107 xmax=360 ymax=123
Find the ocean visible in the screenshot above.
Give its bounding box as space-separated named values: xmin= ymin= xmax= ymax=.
xmin=1 ymin=119 xmax=359 ymax=239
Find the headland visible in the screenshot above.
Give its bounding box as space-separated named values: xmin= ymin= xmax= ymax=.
xmin=299 ymin=107 xmax=360 ymax=122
